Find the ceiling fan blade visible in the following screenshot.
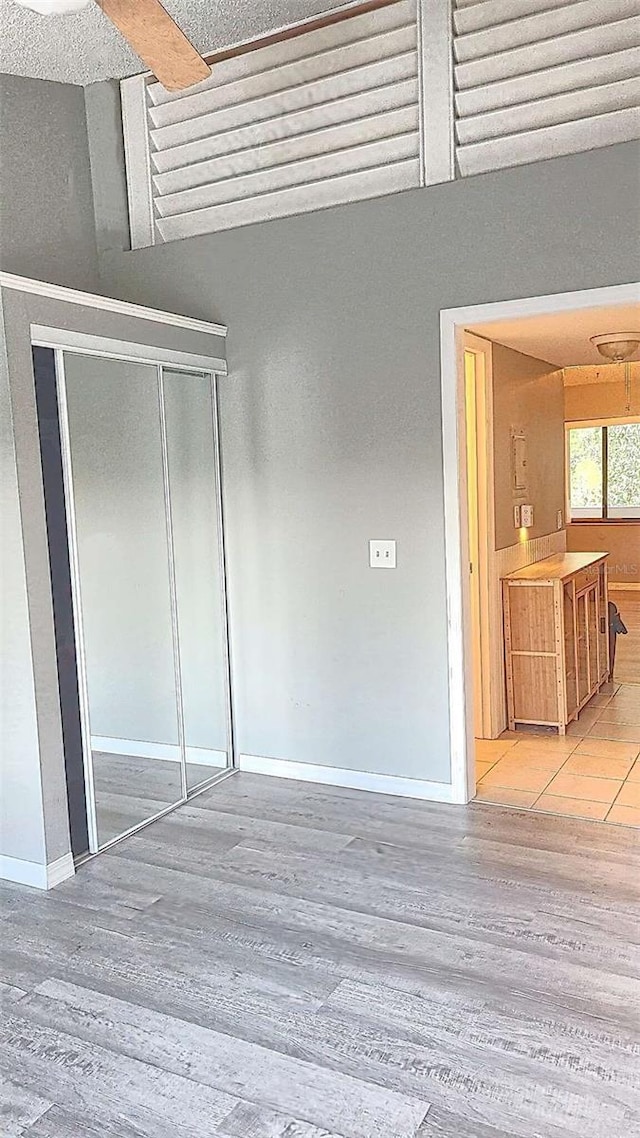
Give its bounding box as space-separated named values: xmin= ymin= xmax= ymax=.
xmin=96 ymin=0 xmax=211 ymax=90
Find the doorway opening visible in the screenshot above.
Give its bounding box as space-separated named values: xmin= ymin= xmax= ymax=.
xmin=441 ymin=284 xmax=640 ymax=826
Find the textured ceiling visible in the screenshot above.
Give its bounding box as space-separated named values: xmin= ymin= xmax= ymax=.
xmin=0 ymin=0 xmax=342 ymax=85
xmin=470 ymin=304 xmax=640 ymax=368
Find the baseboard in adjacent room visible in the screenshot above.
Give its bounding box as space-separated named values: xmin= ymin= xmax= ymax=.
xmin=0 ymin=851 xmax=75 ymax=890
xmin=239 ymin=754 xmax=455 ymax=803
xmin=91 ymin=736 xmax=227 ymax=767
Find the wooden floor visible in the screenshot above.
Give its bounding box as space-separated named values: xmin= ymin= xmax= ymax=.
xmin=1 ymin=773 xmax=639 ymax=1138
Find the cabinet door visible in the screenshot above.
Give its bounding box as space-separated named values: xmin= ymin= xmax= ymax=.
xmin=587 ymin=584 xmax=599 ymax=693
xmin=576 ymin=591 xmax=590 ymax=704
xmin=563 ymin=582 xmax=578 ymax=719
xmin=598 ymin=563 xmax=609 ymax=681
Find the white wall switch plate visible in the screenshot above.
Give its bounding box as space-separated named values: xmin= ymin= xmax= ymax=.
xmin=513 ymin=505 xmax=521 ymax=528
xmin=369 ymin=539 xmax=396 ymax=568
xmin=521 ymin=504 xmax=534 ymax=528
xmin=557 ymin=509 xmax=564 ymax=530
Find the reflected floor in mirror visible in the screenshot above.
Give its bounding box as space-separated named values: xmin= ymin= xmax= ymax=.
xmin=92 ymin=751 xmax=226 ymax=847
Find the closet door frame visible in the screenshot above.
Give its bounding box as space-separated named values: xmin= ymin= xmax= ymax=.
xmin=34 ymin=327 xmax=233 ymax=856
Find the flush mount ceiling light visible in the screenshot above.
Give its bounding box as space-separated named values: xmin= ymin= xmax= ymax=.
xmin=11 ymin=0 xmax=211 ymax=89
xmin=590 ymin=333 xmax=640 ymax=363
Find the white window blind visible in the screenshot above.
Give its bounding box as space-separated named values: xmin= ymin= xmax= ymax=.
xmin=122 ymin=0 xmax=639 ymax=245
xmin=453 ymin=0 xmax=640 ymax=176
xmin=122 ymin=0 xmax=422 ymax=246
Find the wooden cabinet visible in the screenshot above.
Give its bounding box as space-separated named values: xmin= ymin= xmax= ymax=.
xmin=503 ymin=553 xmax=609 ymax=735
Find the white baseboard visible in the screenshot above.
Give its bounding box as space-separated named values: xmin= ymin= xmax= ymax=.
xmin=609 ymin=582 xmax=640 ymax=591
xmin=46 ymin=852 xmax=75 ymax=888
xmin=0 ymin=851 xmax=75 ymax=890
xmin=0 ymin=854 xmax=47 ymax=888
xmin=239 ymin=754 xmax=456 ymax=803
xmin=91 ymin=736 xmax=227 ymax=767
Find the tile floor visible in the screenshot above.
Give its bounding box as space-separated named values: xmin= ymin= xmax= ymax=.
xmin=475 ymin=680 xmax=640 ymax=828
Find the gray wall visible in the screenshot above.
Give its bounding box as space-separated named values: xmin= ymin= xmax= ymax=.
xmin=492 ymin=345 xmax=564 ymax=550
xmin=97 ymin=140 xmax=640 ymax=785
xmin=2 ymin=63 xmax=639 ymax=830
xmin=0 ymin=74 xmax=99 ymax=291
xmin=0 ymin=294 xmax=46 ymax=866
xmin=83 ymin=81 xmax=129 ymax=262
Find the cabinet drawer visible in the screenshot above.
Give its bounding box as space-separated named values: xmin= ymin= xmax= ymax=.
xmin=574 ymin=565 xmax=599 ymax=593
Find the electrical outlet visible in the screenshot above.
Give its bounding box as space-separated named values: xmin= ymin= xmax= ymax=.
xmin=369 ymin=540 xmax=396 ymax=568
xmin=521 ymin=504 xmax=534 ymax=528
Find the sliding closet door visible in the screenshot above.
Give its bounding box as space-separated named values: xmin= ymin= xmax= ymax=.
xmin=62 ymin=354 xmax=183 ymax=848
xmin=163 ymin=370 xmax=232 ymax=788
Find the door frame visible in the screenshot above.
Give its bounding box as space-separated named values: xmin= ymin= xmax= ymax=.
xmin=440 ymin=282 xmax=639 ymax=805
xmin=33 ymin=326 xmax=234 ymax=855
xmin=463 ymin=333 xmax=494 ymax=740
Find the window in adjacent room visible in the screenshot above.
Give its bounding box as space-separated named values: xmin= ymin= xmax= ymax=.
xmin=567 ymin=420 xmax=640 ymax=520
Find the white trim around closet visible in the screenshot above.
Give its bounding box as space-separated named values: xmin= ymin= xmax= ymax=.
xmin=0 ymin=272 xmax=227 ymax=337
xmin=31 ymin=327 xmax=227 ymax=375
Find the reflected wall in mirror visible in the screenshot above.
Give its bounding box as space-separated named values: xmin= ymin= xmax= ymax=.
xmin=63 ymin=354 xmax=183 ymax=847
xmin=163 ymin=370 xmax=231 ymax=790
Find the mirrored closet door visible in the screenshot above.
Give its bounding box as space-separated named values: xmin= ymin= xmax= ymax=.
xmin=58 ymin=351 xmax=233 ymax=852
xmin=162 ymin=370 xmax=232 ymax=792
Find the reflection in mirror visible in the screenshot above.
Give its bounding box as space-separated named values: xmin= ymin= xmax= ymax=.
xmin=63 ymin=354 xmax=183 ymax=847
xmin=163 ymin=369 xmax=231 ymax=789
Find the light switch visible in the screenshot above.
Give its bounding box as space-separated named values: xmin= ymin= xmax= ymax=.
xmin=369 ymin=539 xmax=396 ymax=568
xmin=513 ymin=505 xmax=521 ymax=528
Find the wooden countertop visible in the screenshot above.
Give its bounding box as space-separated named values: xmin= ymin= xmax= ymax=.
xmin=504 ymin=552 xmax=608 ymax=582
